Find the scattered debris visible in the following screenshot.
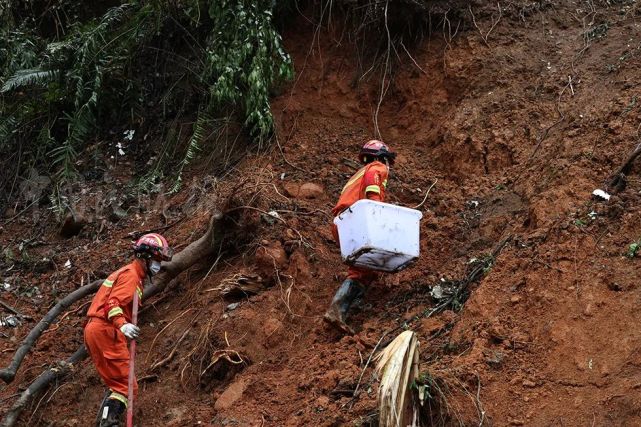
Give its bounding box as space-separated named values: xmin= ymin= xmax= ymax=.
xmin=215 ymin=273 xmax=266 ymax=298
xmin=592 ymin=189 xmax=611 ymax=201
xmin=64 ymin=260 xmax=71 ymax=269
xmin=226 ymin=302 xmax=240 ymax=311
xmin=0 ymin=315 xmax=21 ymax=328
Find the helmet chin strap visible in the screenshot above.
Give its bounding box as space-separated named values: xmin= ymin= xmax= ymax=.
xmin=145 ymin=258 xmax=154 ymax=276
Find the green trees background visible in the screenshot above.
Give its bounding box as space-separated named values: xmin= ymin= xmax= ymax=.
xmin=0 ymin=0 xmax=293 ymax=205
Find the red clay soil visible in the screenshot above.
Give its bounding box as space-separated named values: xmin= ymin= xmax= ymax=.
xmin=4 ymin=1 xmax=641 ymax=426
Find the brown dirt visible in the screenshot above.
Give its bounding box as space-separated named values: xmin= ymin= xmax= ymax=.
xmin=4 ymin=1 xmax=641 ymax=426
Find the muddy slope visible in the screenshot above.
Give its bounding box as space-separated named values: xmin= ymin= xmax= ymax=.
xmin=3 ymin=1 xmax=641 ymax=426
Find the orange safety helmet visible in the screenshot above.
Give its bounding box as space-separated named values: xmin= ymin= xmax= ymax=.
xmin=359 ymin=140 xmax=396 ymax=165
xmin=133 ymin=233 xmax=173 ymax=261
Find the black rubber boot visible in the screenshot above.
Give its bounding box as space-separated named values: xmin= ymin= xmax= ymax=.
xmin=323 ymin=279 xmax=365 ymax=334
xmin=95 ymin=390 xmax=112 ymax=427
xmin=98 ymin=398 xmax=126 ymax=427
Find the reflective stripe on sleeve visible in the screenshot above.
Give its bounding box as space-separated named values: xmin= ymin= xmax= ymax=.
xmin=102 ymin=279 xmax=114 ymax=288
xmin=107 ymin=307 xmax=124 ymax=318
xmin=365 ymin=185 xmax=381 ymax=194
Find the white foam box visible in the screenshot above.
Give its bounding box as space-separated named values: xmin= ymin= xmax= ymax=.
xmin=333 ymin=199 xmax=423 ymax=272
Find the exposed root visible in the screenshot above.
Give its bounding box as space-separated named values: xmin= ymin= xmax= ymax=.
xmin=0 ymin=212 xmax=225 ymax=427
xmin=0 ymin=279 xmax=102 ymax=384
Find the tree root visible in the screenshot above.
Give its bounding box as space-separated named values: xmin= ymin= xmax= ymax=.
xmin=0 ymin=346 xmax=88 ymax=427
xmin=0 ymin=212 xmax=223 ymax=427
xmin=0 ymin=279 xmax=102 ymax=384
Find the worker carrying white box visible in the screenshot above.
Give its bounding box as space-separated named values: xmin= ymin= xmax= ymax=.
xmin=324 ymin=140 xmax=422 ymax=334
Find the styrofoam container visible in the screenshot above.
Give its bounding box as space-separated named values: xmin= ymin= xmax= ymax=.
xmin=333 ymin=200 xmax=423 ymax=272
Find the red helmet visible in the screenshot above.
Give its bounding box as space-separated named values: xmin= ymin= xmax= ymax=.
xmin=133 ymin=233 xmax=173 ymax=261
xmin=359 ymin=140 xmax=396 ymax=165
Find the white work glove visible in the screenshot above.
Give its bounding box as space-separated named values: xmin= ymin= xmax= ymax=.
xmin=119 ymin=323 xmax=140 ymax=339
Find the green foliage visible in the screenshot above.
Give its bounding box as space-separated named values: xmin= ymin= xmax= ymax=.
xmin=627 ymin=241 xmax=640 ymax=258
xmin=205 ymin=0 xmax=293 ymax=142
xmin=0 ymin=0 xmax=293 ymax=201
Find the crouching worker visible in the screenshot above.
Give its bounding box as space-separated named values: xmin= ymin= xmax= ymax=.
xmin=85 ymin=233 xmax=172 ymax=427
xmin=324 ymin=140 xmax=396 ymax=334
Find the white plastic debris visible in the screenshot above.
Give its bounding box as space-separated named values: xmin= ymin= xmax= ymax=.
xmin=592 ymin=189 xmax=611 ymax=201
xmin=2 ymin=282 xmax=10 ymax=291
xmin=0 ymin=315 xmax=20 ymax=328
xmin=64 ymin=259 xmax=71 ymax=269
xmin=267 ymin=211 xmax=280 ymax=219
xmin=431 ymin=285 xmax=444 ymax=299
xmin=123 ymin=130 xmax=135 ymax=141
xmin=588 ymin=211 xmax=597 ymax=219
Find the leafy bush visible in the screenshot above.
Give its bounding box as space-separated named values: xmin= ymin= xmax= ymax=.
xmin=0 ymin=0 xmax=293 ymax=206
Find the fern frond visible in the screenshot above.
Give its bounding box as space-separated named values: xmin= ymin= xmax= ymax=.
xmin=1 ymin=68 xmax=56 ymax=92
xmin=170 ymin=112 xmax=209 ymax=193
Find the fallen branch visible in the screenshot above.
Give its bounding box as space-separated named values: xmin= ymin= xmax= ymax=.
xmin=0 ymin=299 xmax=30 ymax=320
xmin=0 ymin=279 xmax=102 ymax=384
xmin=0 ymin=212 xmax=224 ymax=427
xmin=607 ymin=141 xmax=641 ymax=193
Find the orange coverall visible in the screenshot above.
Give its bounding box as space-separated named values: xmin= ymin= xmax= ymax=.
xmin=332 ymin=160 xmax=389 ymax=285
xmin=84 ymin=261 xmax=145 ymax=406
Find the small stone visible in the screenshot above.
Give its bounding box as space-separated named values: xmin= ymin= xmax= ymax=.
xmin=607 ymin=281 xmax=624 ymax=292
xmin=214 ymin=379 xmax=246 ymax=410
xmin=522 ymin=379 xmax=536 ymax=388
xmin=299 ymin=182 xmax=324 ymax=199
xmin=510 ymin=295 xmax=522 ymax=304
xmin=283 ymin=182 xmax=324 ymax=199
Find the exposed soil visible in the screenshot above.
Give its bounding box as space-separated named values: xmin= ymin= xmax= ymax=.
xmin=4 ymin=1 xmax=641 ymax=426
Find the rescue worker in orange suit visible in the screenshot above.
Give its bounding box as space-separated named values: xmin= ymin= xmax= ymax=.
xmin=85 ymin=233 xmax=172 ymax=427
xmin=324 ymin=140 xmax=396 ymax=333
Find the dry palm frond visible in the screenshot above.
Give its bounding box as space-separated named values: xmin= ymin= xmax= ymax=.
xmin=375 ymin=330 xmax=421 ymax=427
xmin=214 ymin=272 xmax=266 ymax=298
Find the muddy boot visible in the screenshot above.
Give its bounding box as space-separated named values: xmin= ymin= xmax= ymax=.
xmin=95 ymin=391 xmax=111 ymax=427
xmin=98 ymin=398 xmax=126 ymax=427
xmin=323 ymin=279 xmax=365 ymax=334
